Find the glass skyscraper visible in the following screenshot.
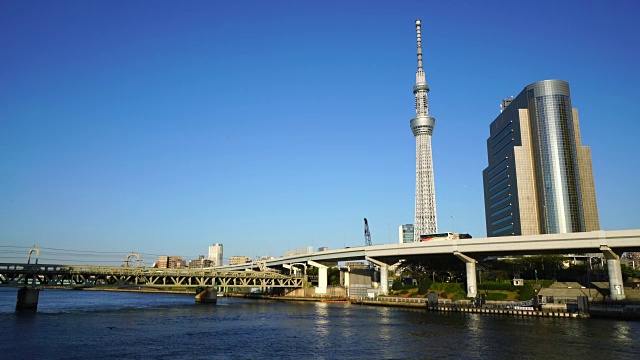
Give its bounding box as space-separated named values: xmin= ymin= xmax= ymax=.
xmin=482 ymin=80 xmax=599 ymax=237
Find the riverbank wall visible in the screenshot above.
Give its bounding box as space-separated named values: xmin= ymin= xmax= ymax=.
xmin=350 ymin=298 xmax=582 ymax=318
xmin=225 ymin=293 xmax=348 ymax=303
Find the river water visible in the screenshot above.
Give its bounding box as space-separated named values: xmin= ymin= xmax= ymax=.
xmin=1 ymin=288 xmax=638 ymax=359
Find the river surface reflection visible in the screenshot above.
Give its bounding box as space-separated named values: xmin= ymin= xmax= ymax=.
xmin=1 ymin=288 xmax=638 ymax=359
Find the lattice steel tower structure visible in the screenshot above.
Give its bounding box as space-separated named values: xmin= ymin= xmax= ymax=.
xmin=410 ymin=19 xmax=438 ymax=241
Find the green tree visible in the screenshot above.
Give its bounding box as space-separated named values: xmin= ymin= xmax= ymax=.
xmin=417 ymin=277 xmax=431 ymax=295
xmin=620 ymin=264 xmax=639 ymax=281
xmin=328 ymin=268 xmax=341 ymax=285
xmin=392 ymin=278 xmax=403 ymax=291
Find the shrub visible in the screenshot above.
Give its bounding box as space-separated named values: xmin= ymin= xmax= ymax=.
xmin=429 ymin=282 xmax=464 ymax=297
xmin=518 ymin=283 xmax=535 ymax=301
xmin=451 ymin=292 xmax=467 ymax=302
xmin=418 ymin=280 xmax=431 ymax=295
xmin=392 ymin=279 xmax=403 ymax=291
xmin=429 ymin=283 xmax=444 ymax=291
xmin=485 ymin=293 xmax=509 ymax=301
xmin=399 ymin=289 xmax=409 ymax=294
xmin=478 ymin=282 xmax=517 ymax=292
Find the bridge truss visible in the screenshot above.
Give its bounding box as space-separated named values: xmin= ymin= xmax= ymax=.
xmin=0 ymin=263 xmax=304 ymax=289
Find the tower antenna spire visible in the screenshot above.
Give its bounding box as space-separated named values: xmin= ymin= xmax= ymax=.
xmin=415 ymin=19 xmax=423 ymax=70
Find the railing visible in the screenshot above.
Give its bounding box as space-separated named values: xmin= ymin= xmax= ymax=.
xmin=0 ymin=263 xmax=302 ymax=279
xmin=362 ymin=296 xmax=567 ymax=311
xmin=0 ymin=262 xmax=304 ymax=288
xmin=364 ymin=296 xmax=426 ymax=304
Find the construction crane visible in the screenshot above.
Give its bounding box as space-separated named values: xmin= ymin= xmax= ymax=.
xmin=364 ymin=218 xmax=372 ymax=246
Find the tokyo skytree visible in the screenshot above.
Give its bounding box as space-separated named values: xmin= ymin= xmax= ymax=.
xmin=410 ymin=19 xmax=438 ymax=241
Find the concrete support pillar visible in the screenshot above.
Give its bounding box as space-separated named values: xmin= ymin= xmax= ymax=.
xmin=319 ymin=267 xmax=328 ymax=293
xmin=601 ymin=246 xmax=626 ymax=301
xmin=465 ymin=262 xmax=477 ymax=298
xmin=365 ymin=256 xmax=390 ymax=295
xmin=454 ymin=251 xmax=477 ymax=298
xmin=16 ymin=287 xmax=40 ymax=311
xmin=343 ymin=271 xmax=350 ymax=297
xmin=308 ymin=260 xmax=328 ymax=294
xmin=195 ymin=287 xmax=218 ymax=303
xmin=380 ymin=265 xmax=389 ymax=295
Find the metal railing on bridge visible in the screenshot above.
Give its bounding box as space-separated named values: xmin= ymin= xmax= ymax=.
xmin=0 ymin=263 xmax=304 ymax=289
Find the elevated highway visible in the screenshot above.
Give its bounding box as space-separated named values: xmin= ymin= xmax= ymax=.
xmin=219 ymin=229 xmax=640 ymax=300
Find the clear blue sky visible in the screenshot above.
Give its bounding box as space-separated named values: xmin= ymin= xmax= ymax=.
xmin=1 ymin=0 xmax=639 ymax=265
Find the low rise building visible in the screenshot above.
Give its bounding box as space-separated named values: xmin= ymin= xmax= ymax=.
xmin=189 ymin=255 xmax=213 ymax=268
xmin=157 ymin=255 xmax=187 ymax=269
xmin=229 ymin=256 xmax=252 ymax=265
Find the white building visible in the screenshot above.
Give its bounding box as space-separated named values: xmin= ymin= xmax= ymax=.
xmin=208 ymin=243 xmax=223 ymax=267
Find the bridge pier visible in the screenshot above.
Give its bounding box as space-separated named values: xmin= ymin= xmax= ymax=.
xmin=600 ymin=246 xmax=625 ymax=301
xmin=195 ymin=287 xmax=218 ymax=304
xmin=380 ymin=265 xmax=388 ymax=295
xmin=366 ymin=257 xmax=389 ymax=295
xmin=16 ymin=286 xmax=40 ymax=311
xmin=308 ymin=260 xmax=328 ymax=294
xmin=454 ymin=252 xmax=477 ymax=298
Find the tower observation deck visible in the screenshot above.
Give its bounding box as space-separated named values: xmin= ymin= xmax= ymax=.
xmin=410 ymin=19 xmax=438 ymax=240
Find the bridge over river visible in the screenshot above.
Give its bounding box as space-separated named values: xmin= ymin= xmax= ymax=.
xmin=1 ymin=263 xmax=303 ymax=310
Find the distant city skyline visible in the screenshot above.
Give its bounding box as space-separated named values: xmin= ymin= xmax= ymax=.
xmin=1 ymin=1 xmax=639 ymax=263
